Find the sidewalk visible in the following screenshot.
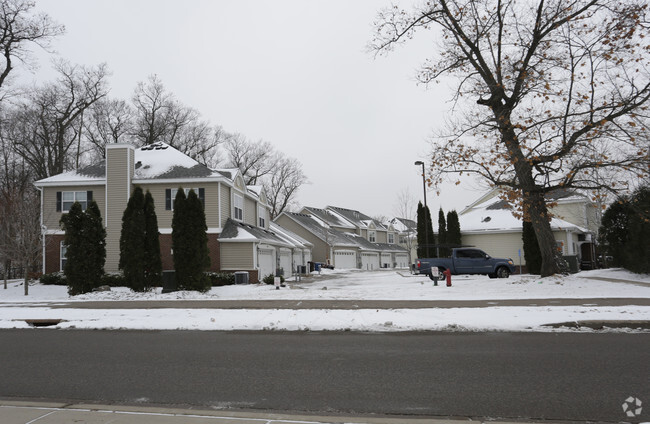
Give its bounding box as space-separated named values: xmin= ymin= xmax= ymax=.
xmin=0 ymin=401 xmax=456 ymax=424
xmin=5 ymin=298 xmax=650 ymax=310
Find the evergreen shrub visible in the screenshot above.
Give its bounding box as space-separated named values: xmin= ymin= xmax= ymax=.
xmin=40 ymin=272 xmax=67 ymax=286
xmin=207 ymin=272 xmax=236 ymax=286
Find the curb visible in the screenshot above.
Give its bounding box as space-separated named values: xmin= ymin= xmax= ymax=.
xmin=543 ymin=320 xmax=650 ymax=330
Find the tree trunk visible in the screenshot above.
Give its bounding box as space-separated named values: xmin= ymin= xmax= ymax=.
xmin=497 ymin=110 xmax=563 ymax=277
xmin=3 ymin=259 xmax=9 ymax=289
xmin=524 ymin=190 xmax=563 ymax=277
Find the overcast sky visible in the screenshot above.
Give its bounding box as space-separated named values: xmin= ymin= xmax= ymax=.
xmin=27 ymin=0 xmax=483 ymax=219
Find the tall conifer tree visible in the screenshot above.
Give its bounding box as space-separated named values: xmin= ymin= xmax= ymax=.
xmin=172 ymin=189 xmax=211 ymax=292
xmin=438 ymin=208 xmax=447 ymax=257
xmin=416 ymin=202 xmax=425 ymax=258
xmin=85 ymin=201 xmax=106 ymax=288
xmin=446 ymin=210 xmax=462 ymax=250
xmin=423 ymin=205 xmax=435 ymax=257
xmin=143 ymin=190 xmax=162 ymax=288
xmin=61 ymin=201 xmax=105 ymax=295
xmin=120 ymin=187 xmax=146 ymax=291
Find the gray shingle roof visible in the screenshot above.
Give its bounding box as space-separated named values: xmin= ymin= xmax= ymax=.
xmin=282 ymin=212 xmax=358 ymax=246
xmin=220 ymin=219 xmax=290 ymax=246
xmin=302 ymin=207 xmax=354 ymax=229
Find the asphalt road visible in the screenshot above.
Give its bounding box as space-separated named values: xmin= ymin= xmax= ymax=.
xmin=0 ymin=330 xmax=648 ymax=422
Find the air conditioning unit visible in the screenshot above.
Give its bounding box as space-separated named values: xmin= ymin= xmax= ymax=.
xmin=234 ymin=271 xmax=249 ymax=284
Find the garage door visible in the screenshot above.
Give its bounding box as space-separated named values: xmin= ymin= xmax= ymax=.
xmin=334 ymin=250 xmax=356 ymax=269
xmin=395 ymin=254 xmax=409 ymax=269
xmin=258 ymin=249 xmax=274 ymax=279
xmin=380 ymin=253 xmax=392 ymax=268
xmin=361 ymin=252 xmax=379 ymax=270
xmin=279 ymin=249 xmax=292 ymax=276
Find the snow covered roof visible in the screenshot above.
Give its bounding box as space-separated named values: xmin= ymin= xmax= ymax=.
xmin=301 ymin=207 xmax=355 ymax=229
xmin=34 ymin=162 xmax=107 ymax=185
xmin=220 ymin=219 xmax=291 ymax=246
xmin=460 ymin=200 xmax=589 ymax=234
xmin=269 ymin=222 xmax=313 ymax=249
xmin=134 ymin=142 xmax=214 ymax=179
xmin=327 ymin=206 xmax=387 ymax=230
xmin=36 ymin=142 xmax=249 ymax=189
xmin=389 ymin=217 xmax=417 ymax=233
xmin=459 ymin=188 xmax=591 ymax=234
xmin=280 ymin=212 xmax=359 ymax=247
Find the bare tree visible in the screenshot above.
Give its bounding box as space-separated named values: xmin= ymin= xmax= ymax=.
xmin=392 ymin=188 xmax=418 ymax=268
xmin=371 ymin=0 xmax=650 ymax=276
xmin=0 ymin=0 xmax=64 ymax=95
xmin=12 ymin=61 xmax=109 ymax=179
xmin=131 ymin=75 xmax=222 ymax=166
xmin=0 ymin=110 xmax=38 ymax=290
xmin=84 ymin=98 xmax=134 ymax=160
xmin=9 ymin=186 xmax=41 ymax=295
xmin=131 ymin=74 xmax=171 ymax=146
xmin=264 ymin=156 xmax=307 ymax=219
xmin=223 ymin=134 xmax=276 ymax=185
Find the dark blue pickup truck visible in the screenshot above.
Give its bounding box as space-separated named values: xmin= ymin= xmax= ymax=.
xmin=416 ymin=248 xmax=515 ymax=279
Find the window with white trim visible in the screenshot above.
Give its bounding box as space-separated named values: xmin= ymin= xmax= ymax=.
xmin=258 ymin=205 xmax=266 ymax=228
xmin=388 ymin=233 xmax=394 ymax=244
xmin=59 ymin=191 xmax=89 ymax=212
xmin=165 ymin=188 xmax=204 ymax=210
xmin=369 ymin=230 xmax=376 ymax=242
xmin=234 ymin=194 xmax=244 ymax=221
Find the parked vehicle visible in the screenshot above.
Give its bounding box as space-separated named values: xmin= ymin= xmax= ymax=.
xmin=416 ymin=248 xmax=515 ymax=279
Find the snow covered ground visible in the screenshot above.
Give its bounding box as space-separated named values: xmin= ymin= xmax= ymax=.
xmin=1 ymin=268 xmax=649 ymax=332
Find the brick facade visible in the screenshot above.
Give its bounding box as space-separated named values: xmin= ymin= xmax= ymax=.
xmin=44 ymin=234 xmax=66 ymax=274
xmin=48 ymin=232 xmax=261 ymax=283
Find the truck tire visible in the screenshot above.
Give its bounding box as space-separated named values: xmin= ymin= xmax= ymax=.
xmin=488 ymin=273 xmax=497 ymax=279
xmin=496 ymin=266 xmax=510 ymax=278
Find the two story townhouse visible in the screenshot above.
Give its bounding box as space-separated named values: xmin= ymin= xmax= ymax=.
xmin=388 ymin=217 xmax=417 ymax=267
xmin=34 ymin=142 xmax=310 ymax=283
xmin=274 ymin=206 xmax=408 ymax=270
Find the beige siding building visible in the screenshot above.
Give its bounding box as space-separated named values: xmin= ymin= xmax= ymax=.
xmin=35 ymin=142 xmax=310 ymax=283
xmin=457 ymin=189 xmax=598 ymax=272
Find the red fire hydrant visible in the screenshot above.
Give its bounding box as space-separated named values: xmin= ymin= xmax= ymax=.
xmin=444 ymin=268 xmax=452 ymax=287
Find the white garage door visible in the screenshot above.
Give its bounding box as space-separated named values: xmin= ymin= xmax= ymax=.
xmin=258 ymin=249 xmax=274 ymax=279
xmin=380 ymin=253 xmax=392 ymax=268
xmin=279 ymin=249 xmax=292 ymax=276
xmin=334 ymin=250 xmax=356 ymax=269
xmin=395 ymin=254 xmax=409 ymax=269
xmin=361 ymin=252 xmax=379 ymax=270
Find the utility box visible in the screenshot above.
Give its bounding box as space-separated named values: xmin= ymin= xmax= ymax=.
xmin=162 ymin=270 xmax=176 ymax=293
xmin=234 ymin=271 xmax=249 ymax=284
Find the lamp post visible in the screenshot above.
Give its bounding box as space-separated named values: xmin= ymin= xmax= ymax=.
xmin=414 ymin=161 xmax=428 ymax=257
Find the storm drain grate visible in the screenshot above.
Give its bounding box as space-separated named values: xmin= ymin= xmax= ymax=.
xmin=24 ymin=319 xmax=64 ymax=327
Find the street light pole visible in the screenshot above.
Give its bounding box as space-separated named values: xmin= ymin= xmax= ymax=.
xmin=414 ymin=161 xmax=429 ymax=258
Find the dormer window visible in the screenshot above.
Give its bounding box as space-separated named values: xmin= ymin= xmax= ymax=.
xmin=234 ymin=194 xmax=244 ymax=221
xmin=388 ymin=233 xmax=394 ymax=244
xmin=369 ymin=230 xmax=376 ymax=242
xmin=258 ymin=206 xmax=266 ymax=228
